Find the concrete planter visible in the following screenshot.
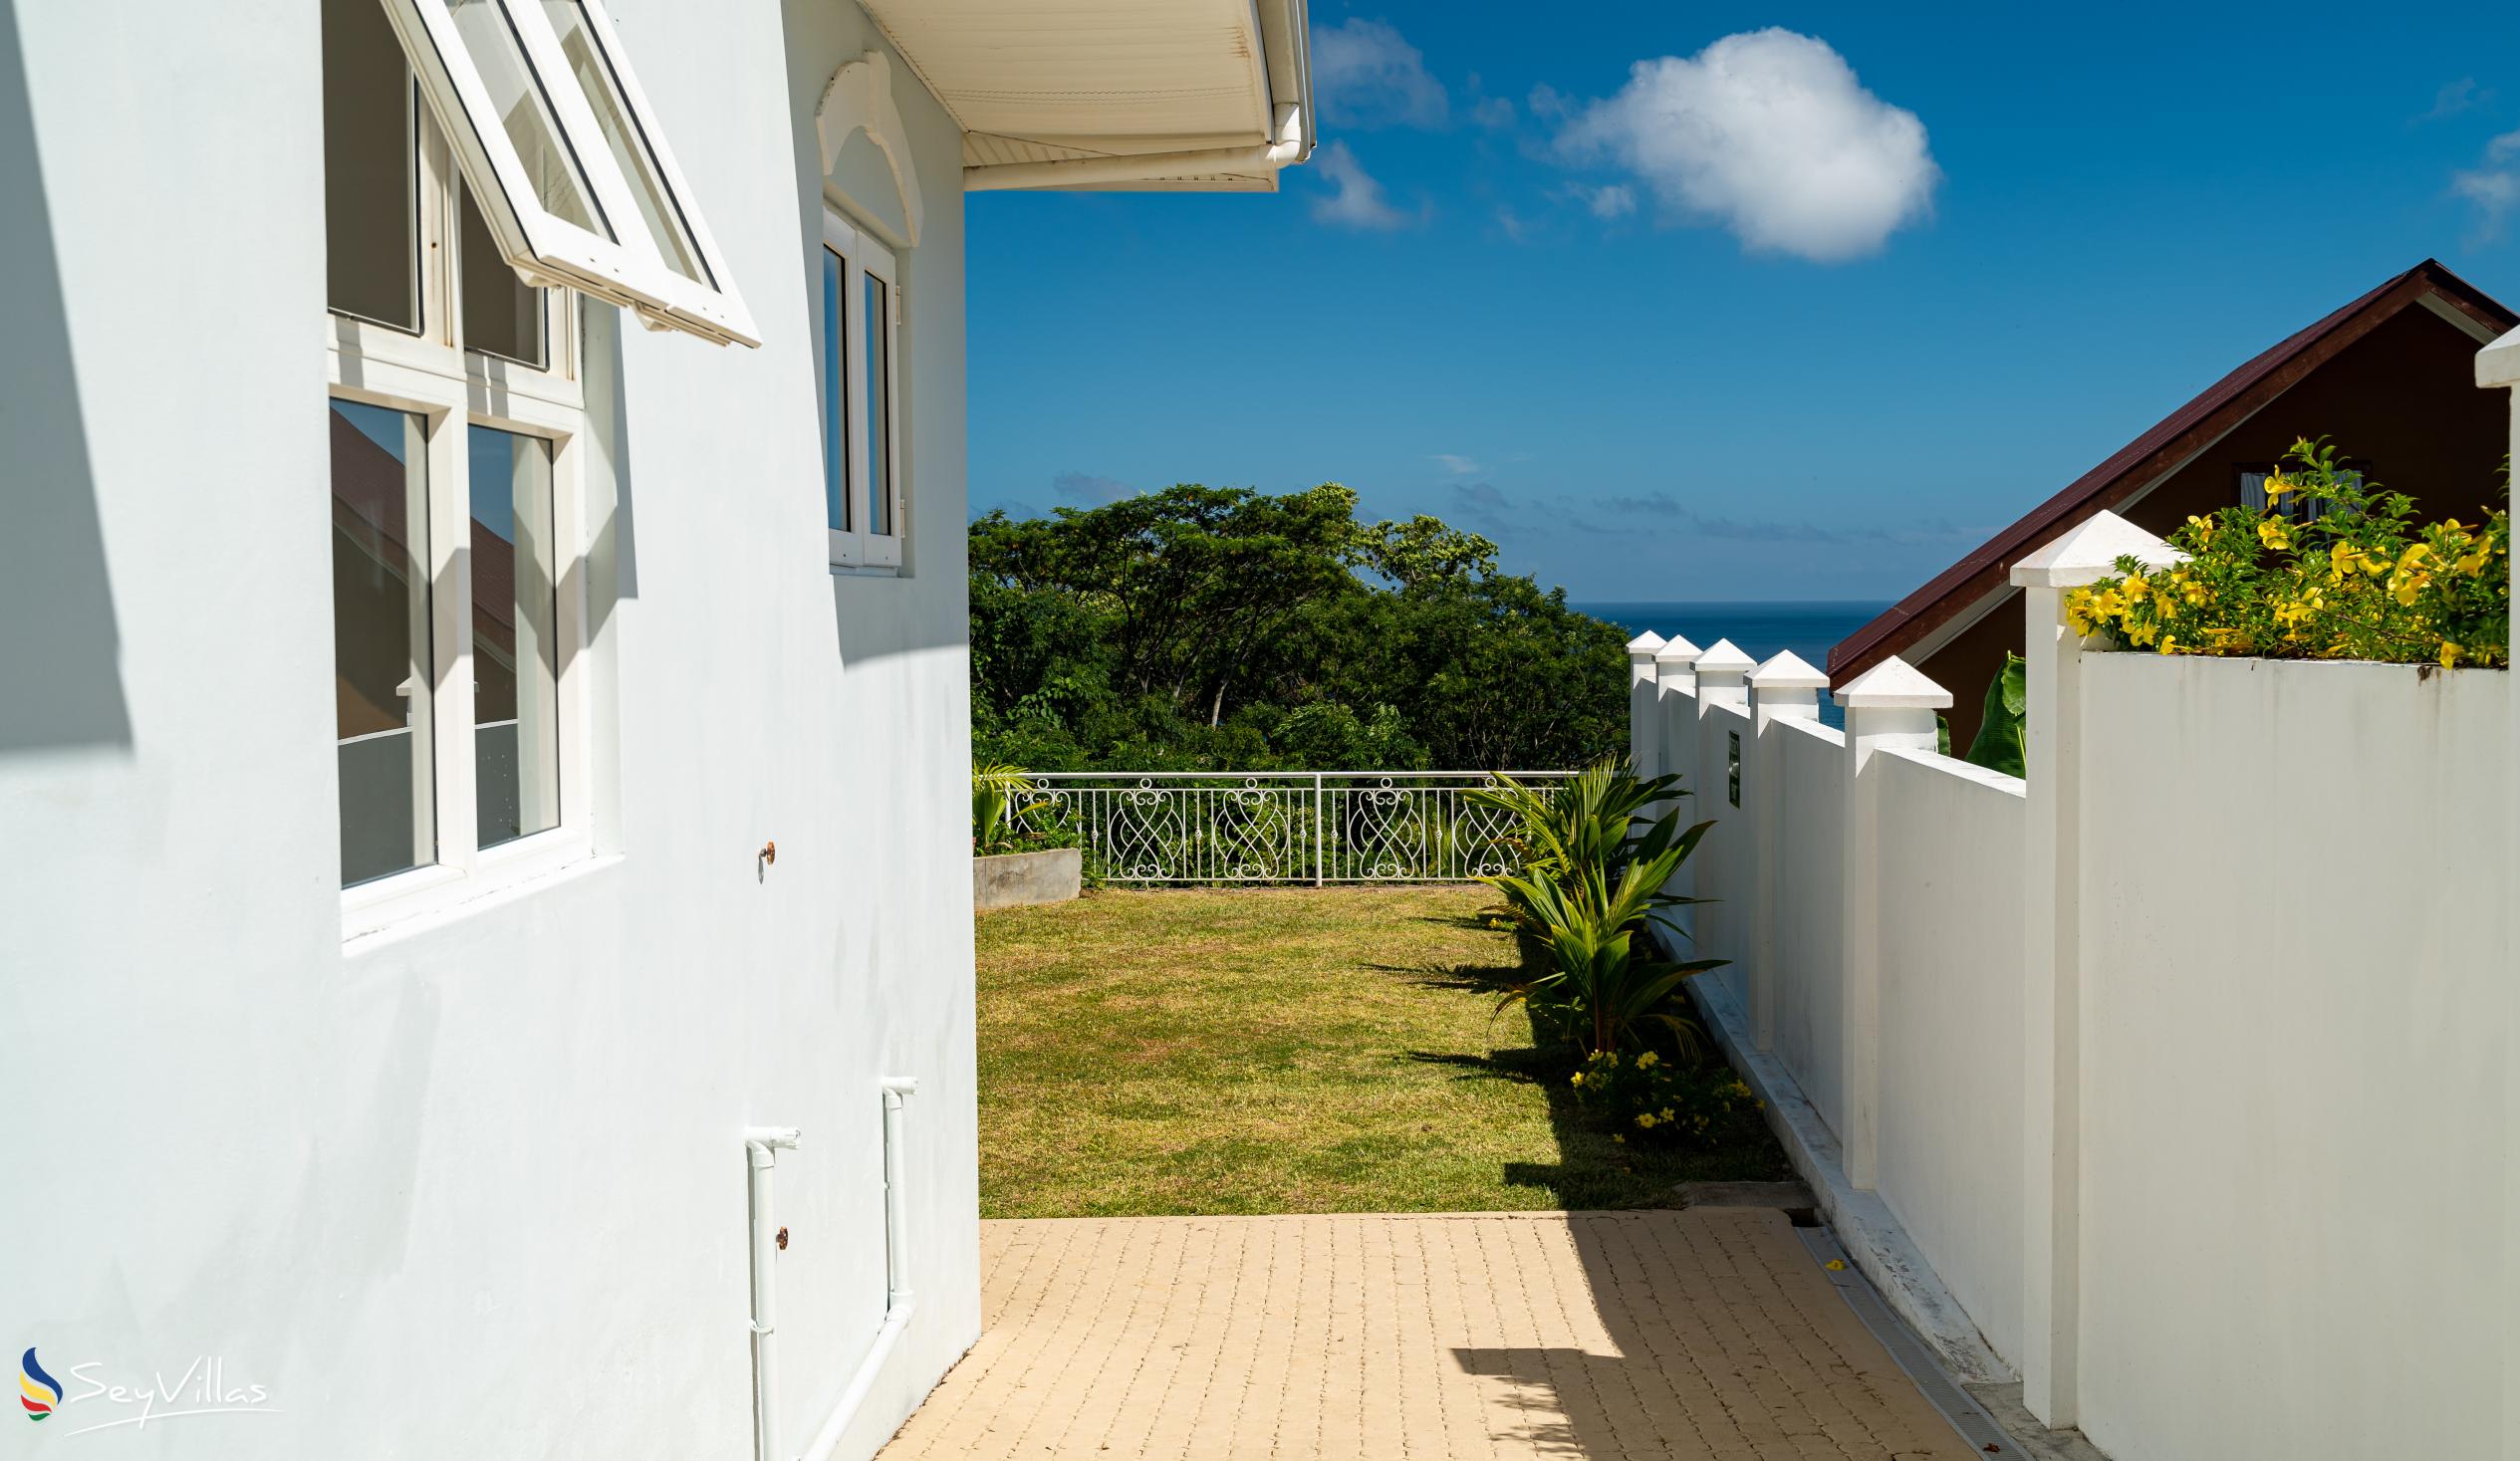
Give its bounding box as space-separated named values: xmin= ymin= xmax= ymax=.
xmin=973 ymin=848 xmax=1082 ymax=911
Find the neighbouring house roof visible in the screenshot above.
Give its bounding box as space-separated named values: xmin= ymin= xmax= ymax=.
xmin=1828 ymin=259 xmax=2518 ymax=683
xmin=862 ymin=0 xmax=1314 ymax=191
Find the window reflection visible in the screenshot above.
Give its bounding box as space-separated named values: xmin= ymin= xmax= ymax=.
xmin=864 ymin=271 xmax=889 ymax=536
xmin=331 ymin=400 xmax=435 ymax=885
xmin=470 ymin=427 xmax=562 ymax=847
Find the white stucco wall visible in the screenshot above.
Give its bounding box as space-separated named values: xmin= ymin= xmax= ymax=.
xmin=1871 ymin=748 xmax=2025 ymax=1369
xmin=1693 ymin=701 xmax=1756 ymax=1008
xmin=1768 ymin=717 xmax=1849 ymax=1132
xmin=0 ymin=1 xmax=978 ymax=1456
xmin=2074 ymin=655 xmax=2509 ymax=1461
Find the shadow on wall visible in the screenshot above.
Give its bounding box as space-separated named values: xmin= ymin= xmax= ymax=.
xmin=0 ymin=0 xmax=131 ymax=756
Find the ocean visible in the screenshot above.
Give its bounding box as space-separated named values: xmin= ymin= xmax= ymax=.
xmin=1574 ymin=601 xmax=1890 ymax=731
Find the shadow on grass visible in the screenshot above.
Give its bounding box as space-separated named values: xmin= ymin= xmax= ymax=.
xmin=1408 ymin=962 xmax=1790 ymax=1209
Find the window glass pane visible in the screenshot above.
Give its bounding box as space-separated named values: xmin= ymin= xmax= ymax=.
xmin=331 ymin=400 xmax=435 ymax=886
xmin=460 ymin=181 xmax=549 ymax=367
xmin=541 ymin=0 xmax=712 ymax=286
xmin=864 ymin=272 xmax=890 ymax=537
xmin=469 ymin=427 xmax=562 ymax=848
xmin=323 ymin=0 xmax=418 ymax=330
xmin=440 ymin=0 xmax=610 ymax=237
xmin=823 ymin=248 xmax=849 ymax=533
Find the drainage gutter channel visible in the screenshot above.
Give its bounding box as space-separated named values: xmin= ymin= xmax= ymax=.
xmin=1794 ymin=1223 xmax=2027 ymax=1456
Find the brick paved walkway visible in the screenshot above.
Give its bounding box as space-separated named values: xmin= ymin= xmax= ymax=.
xmin=879 ymin=1209 xmax=1976 ymax=1459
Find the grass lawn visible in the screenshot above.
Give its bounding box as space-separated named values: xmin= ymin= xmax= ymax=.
xmin=976 ymin=884 xmax=1791 ymax=1217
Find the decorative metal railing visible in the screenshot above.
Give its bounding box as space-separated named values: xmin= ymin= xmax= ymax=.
xmin=1029 ymin=771 xmax=1577 ymax=884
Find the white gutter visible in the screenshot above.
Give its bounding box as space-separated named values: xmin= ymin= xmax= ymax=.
xmin=796 ymin=1077 xmax=921 ymax=1461
xmin=964 ymin=105 xmax=1308 ymax=192
xmin=743 ymin=1125 xmax=802 ymax=1461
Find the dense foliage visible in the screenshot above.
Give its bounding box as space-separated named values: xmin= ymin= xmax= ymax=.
xmin=2069 ymin=438 xmax=2510 ymax=667
xmin=969 ymin=484 xmax=1628 ymax=771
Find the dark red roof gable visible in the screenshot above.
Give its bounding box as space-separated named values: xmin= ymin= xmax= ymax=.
xmin=1829 ymin=259 xmax=2517 ymax=679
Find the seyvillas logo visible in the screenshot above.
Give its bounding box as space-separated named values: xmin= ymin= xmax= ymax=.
xmin=14 ymin=1349 xmax=280 ymax=1436
xmin=20 ymin=1348 xmax=61 ymax=1421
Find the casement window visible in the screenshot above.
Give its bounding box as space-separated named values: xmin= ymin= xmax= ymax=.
xmin=820 ymin=208 xmax=906 ymax=570
xmin=375 ymin=0 xmax=755 ymax=347
xmin=327 ymin=0 xmax=747 ymax=931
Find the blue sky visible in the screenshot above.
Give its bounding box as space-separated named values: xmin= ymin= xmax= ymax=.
xmin=966 ymin=1 xmax=2520 ymax=602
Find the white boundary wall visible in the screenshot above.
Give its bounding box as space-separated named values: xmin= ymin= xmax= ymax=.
xmin=1644 ymin=539 xmax=2512 ymax=1458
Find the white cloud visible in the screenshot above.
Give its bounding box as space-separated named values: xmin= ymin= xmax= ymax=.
xmin=1309 ymin=141 xmax=1414 ymax=230
xmin=2415 ymin=78 xmax=2488 ymax=124
xmin=1471 ymin=96 xmax=1515 ymax=130
xmin=1430 ymin=454 xmax=1479 ymax=474
xmin=1557 ymin=29 xmax=1939 ymax=263
xmin=1052 ymin=471 xmax=1134 ymax=505
xmin=1587 ymin=184 xmax=1637 ymax=219
xmin=2454 ymin=128 xmax=2520 ymax=240
xmin=1312 ymin=19 xmax=1447 ymax=128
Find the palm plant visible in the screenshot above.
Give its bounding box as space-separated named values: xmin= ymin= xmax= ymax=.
xmin=973 ymin=763 xmax=1049 ymax=854
xmin=1468 ymin=762 xmax=1711 ymax=940
xmin=1471 ymin=759 xmax=1725 ymax=1055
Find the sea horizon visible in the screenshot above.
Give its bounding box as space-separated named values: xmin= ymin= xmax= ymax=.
xmin=1573 ymin=600 xmax=1890 ymax=730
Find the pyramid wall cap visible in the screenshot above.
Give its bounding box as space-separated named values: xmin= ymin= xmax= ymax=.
xmin=1749 ymin=649 xmax=1830 ymax=690
xmin=1692 ymin=638 xmax=1757 ymax=676
xmin=1833 ymin=655 xmax=1952 ymax=709
xmin=1652 ymin=635 xmax=1703 ymax=664
xmin=1625 ymin=630 xmax=1666 ymax=655
xmin=2011 ymin=509 xmax=2186 ymax=590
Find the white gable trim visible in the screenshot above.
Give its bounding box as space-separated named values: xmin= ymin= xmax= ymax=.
xmin=817 ymin=50 xmax=925 ymax=247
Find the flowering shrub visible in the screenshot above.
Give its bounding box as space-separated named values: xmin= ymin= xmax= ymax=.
xmin=1567 ymin=1048 xmax=1761 ymax=1144
xmin=2066 ymin=438 xmax=2509 ymax=669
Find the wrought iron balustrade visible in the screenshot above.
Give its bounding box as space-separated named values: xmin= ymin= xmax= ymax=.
xmin=1028 ymin=771 xmax=1576 ymax=884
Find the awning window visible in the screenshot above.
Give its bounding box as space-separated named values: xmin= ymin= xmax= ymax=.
xmin=379 ymin=0 xmax=757 ymax=347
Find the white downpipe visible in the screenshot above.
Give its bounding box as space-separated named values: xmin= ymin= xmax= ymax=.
xmin=796 ymin=1077 xmax=919 ymax=1461
xmin=744 ymin=1125 xmax=801 ymax=1461
xmin=964 ymin=106 xmax=1307 ymax=192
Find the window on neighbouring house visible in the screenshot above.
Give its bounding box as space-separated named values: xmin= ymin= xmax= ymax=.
xmin=821 ymin=207 xmax=904 ymax=569
xmin=324 ymin=0 xmax=602 ymax=929
xmin=2239 ymin=460 xmax=2366 ymax=523
xmin=375 ymin=0 xmax=755 ymax=346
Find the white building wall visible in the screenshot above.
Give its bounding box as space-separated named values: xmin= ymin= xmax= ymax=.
xmin=2074 ymin=656 xmax=2508 ymax=1461
xmin=0 ymin=1 xmax=977 ymax=1456
xmin=1871 ymin=748 xmax=2026 ymax=1368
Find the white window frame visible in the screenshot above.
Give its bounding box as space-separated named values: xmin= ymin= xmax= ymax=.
xmin=330 ymin=101 xmax=600 ymax=941
xmin=378 ymin=0 xmax=757 ymax=347
xmin=821 ymin=207 xmax=905 ymax=571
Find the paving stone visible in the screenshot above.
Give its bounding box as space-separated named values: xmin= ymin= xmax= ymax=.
xmin=878 ymin=1210 xmax=1979 ymax=1459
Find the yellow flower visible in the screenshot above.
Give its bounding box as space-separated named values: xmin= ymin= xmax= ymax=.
xmin=2258 ymin=519 xmax=2291 ymax=551
xmin=1611 ymin=1133 xmax=1625 ymax=1144
xmin=1637 ymin=1051 xmax=1658 ymax=1069
xmin=2128 ymin=620 xmax=2158 ymax=647
xmin=1658 ymin=1106 xmax=1675 ymax=1121
xmin=2125 ymin=574 xmax=2149 ymax=603
xmin=1636 ymin=1112 xmax=1655 ymax=1129
xmin=2158 ymin=633 xmax=2178 ymax=654
xmin=2264 ymin=471 xmax=2294 ymax=499
xmin=1569 ymin=1073 xmax=1584 ymax=1088
xmin=2441 ymin=641 xmax=2462 ymax=668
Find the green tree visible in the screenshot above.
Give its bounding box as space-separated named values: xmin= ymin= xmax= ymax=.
xmin=968 ymin=485 xmax=1627 ymax=771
